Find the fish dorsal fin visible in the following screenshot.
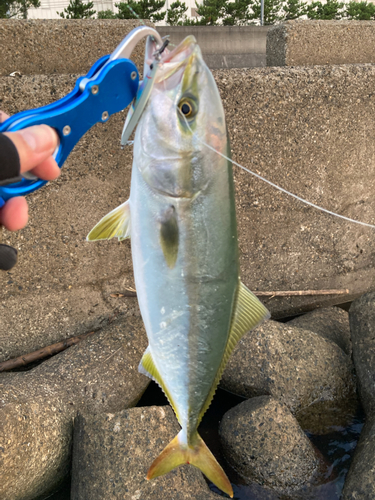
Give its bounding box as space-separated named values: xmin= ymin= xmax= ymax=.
xmin=86 ymin=200 xmax=131 ymax=242
xmin=139 ymin=347 xmax=181 ymax=425
xmin=198 ymin=281 xmax=270 ymax=423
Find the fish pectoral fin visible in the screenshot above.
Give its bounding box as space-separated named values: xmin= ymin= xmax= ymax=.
xmin=86 ymin=200 xmax=131 ymax=242
xmin=147 ymin=430 xmax=233 ymax=498
xmin=139 ymin=347 xmax=181 ymax=425
xmin=198 ymin=281 xmax=270 ymax=423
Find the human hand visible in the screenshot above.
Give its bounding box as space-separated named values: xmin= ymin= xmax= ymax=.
xmin=0 ymin=111 xmax=60 ymax=231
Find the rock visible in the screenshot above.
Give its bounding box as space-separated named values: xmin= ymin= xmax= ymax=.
xmin=71 ymin=406 xmax=219 ymax=500
xmin=219 ymin=396 xmax=320 ymax=494
xmin=349 ymin=292 xmax=375 ymax=415
xmin=221 ymin=320 xmax=355 ymax=415
xmin=0 ymin=315 xmax=149 ymax=500
xmin=287 ymin=306 xmax=352 ymax=356
xmin=342 ymin=416 xmax=375 ymax=500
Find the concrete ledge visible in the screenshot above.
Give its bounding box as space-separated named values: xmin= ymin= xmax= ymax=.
xmin=267 ymin=20 xmax=375 ymax=67
xmin=0 ymin=19 xmax=152 ymax=76
xmin=158 ymin=26 xmax=269 ymax=68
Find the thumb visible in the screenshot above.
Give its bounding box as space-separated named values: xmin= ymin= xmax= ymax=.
xmin=4 ymin=125 xmax=59 ymax=174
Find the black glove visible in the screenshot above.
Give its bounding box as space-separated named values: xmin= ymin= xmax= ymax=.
xmin=0 ymin=132 xmax=22 ymax=270
xmin=0 ymin=244 xmax=17 ymax=270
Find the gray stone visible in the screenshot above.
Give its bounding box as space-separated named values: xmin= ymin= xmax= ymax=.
xmin=71 ymin=406 xmax=219 ymax=500
xmin=0 ymin=315 xmax=149 ymax=500
xmin=267 ymin=20 xmax=375 ymax=67
xmin=219 ymin=396 xmax=319 ymax=493
xmin=342 ymin=416 xmax=375 ymax=500
xmin=287 ymin=306 xmax=352 ymax=356
xmin=221 ymin=320 xmax=355 ymax=415
xmin=0 ymin=19 xmax=152 ymax=76
xmin=349 ymin=292 xmax=375 ymax=415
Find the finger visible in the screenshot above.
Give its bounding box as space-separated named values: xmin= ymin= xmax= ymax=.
xmin=0 ymin=111 xmax=10 ymax=123
xmin=0 ymin=197 xmax=29 ymax=231
xmin=29 ymin=155 xmax=60 ymax=181
xmin=4 ymin=125 xmax=59 ymax=175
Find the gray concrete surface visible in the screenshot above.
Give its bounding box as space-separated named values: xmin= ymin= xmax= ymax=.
xmin=267 ymin=20 xmax=375 ymax=67
xmin=0 ymin=19 xmax=151 ymax=76
xmin=3 ymin=62 xmax=375 ymax=363
xmin=158 ymin=26 xmax=269 ymax=68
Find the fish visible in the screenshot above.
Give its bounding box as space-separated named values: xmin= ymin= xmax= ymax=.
xmin=87 ymin=35 xmax=270 ymax=498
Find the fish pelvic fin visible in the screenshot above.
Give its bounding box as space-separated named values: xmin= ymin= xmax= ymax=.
xmin=147 ymin=429 xmax=233 ymax=498
xmin=198 ymin=281 xmax=270 ymax=424
xmin=86 ymin=200 xmax=130 ymax=242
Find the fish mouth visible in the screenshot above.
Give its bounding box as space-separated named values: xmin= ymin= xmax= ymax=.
xmin=144 ymin=36 xmax=199 ymax=85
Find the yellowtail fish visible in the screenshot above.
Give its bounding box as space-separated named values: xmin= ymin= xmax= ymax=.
xmin=87 ymin=36 xmax=270 ymax=498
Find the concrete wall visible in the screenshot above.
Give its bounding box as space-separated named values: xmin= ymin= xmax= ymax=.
xmin=158 ymin=26 xmax=270 ymax=68
xmin=2 ymin=20 xmax=375 ymax=327
xmin=267 ymin=20 xmax=375 ymax=67
xmin=1 ymin=20 xmax=375 ymax=321
xmin=0 ymin=19 xmax=151 ymax=76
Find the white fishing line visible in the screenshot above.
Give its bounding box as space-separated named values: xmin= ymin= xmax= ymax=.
xmin=176 ymin=107 xmax=375 ymax=230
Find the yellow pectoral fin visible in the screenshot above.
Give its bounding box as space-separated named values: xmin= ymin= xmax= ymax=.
xmin=86 ymin=200 xmax=131 ymax=242
xmin=147 ymin=430 xmax=233 ymax=498
xmin=198 ymin=281 xmax=270 ymax=423
xmin=139 ymin=348 xmax=181 ymax=425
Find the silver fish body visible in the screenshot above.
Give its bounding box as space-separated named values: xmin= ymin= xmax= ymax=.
xmin=88 ymin=36 xmax=269 ymax=497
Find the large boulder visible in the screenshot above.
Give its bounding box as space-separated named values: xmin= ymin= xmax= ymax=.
xmin=221 ymin=320 xmax=355 ymax=416
xmin=349 ymin=291 xmax=375 ymax=416
xmin=287 ymin=306 xmax=351 ymax=356
xmin=342 ymin=416 xmax=375 ymax=500
xmin=219 ymin=396 xmax=320 ymax=494
xmin=0 ymin=315 xmax=148 ymax=500
xmin=71 ymin=406 xmax=219 ymax=499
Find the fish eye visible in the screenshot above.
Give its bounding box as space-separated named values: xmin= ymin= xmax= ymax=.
xmin=178 ymin=98 xmax=197 ymax=119
xmin=181 ymin=103 xmax=191 ymax=116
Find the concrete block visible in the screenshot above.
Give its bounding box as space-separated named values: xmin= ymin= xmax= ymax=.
xmin=267 ymin=20 xmax=375 ymax=67
xmin=0 ymin=19 xmax=152 ymax=76
xmin=158 ymin=25 xmax=269 ymax=68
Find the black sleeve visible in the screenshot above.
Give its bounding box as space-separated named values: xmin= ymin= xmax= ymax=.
xmin=0 ymin=133 xmax=22 ymax=186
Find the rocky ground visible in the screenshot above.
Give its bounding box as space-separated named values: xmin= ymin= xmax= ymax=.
xmin=0 ymin=298 xmax=372 ymax=500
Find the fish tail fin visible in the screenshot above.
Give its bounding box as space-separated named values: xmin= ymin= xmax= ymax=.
xmin=147 ymin=430 xmax=233 ymax=498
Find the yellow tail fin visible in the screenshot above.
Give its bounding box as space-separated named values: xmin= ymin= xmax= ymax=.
xmin=147 ymin=430 xmax=233 ymax=498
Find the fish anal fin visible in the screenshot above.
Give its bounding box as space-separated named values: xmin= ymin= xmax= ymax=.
xmin=86 ymin=200 xmax=131 ymax=242
xmin=198 ymin=281 xmax=270 ymax=423
xmin=147 ymin=430 xmax=233 ymax=498
xmin=139 ymin=348 xmax=181 ymax=424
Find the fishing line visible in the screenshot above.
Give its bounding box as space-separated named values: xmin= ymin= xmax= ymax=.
xmin=176 ymin=106 xmax=375 ymax=230
xmin=137 ymin=73 xmax=375 ymax=229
